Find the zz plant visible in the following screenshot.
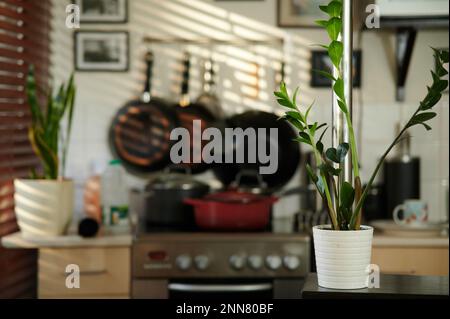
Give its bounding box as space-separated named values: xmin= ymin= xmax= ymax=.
xmin=275 ymin=0 xmax=449 ymax=230
xmin=26 ymin=66 xmax=76 ymax=180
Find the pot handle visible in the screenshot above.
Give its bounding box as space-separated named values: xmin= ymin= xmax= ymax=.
xmin=231 ymin=169 xmax=267 ymax=189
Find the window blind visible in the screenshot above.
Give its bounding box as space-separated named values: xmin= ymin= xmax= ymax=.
xmin=0 ymin=0 xmax=52 ymax=299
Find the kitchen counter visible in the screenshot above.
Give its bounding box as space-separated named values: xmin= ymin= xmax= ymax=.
xmin=1 ymin=230 xmax=132 ymax=249
xmin=372 ymin=234 xmax=449 ymax=247
xmin=301 ymin=273 xmax=449 ymax=299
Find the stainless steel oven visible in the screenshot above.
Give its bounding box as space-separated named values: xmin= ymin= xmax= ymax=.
xmin=132 ymin=233 xmax=310 ymax=299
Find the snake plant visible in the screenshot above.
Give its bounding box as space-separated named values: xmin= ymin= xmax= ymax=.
xmin=26 ymin=66 xmax=76 ymax=180
xmin=275 ymin=0 xmax=449 ymax=230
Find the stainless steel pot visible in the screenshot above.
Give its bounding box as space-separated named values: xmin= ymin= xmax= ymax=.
xmin=142 ymin=168 xmax=210 ymax=227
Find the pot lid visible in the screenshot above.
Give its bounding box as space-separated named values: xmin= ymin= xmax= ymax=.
xmin=205 ymin=190 xmax=265 ymax=204
xmin=146 ymin=171 xmax=209 ymax=191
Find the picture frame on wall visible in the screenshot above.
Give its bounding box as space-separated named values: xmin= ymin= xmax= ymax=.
xmin=311 ymin=50 xmax=362 ymax=88
xmin=277 ymin=0 xmax=330 ymax=28
xmin=74 ymin=0 xmax=128 ymax=23
xmin=74 ymin=31 xmax=129 ymax=72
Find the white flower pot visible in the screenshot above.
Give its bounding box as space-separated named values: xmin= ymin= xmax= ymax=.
xmin=313 ymin=225 xmax=374 ymax=289
xmin=14 ymin=179 xmax=74 ymax=238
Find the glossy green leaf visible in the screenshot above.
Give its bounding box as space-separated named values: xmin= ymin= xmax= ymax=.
xmin=319 ymin=1 xmax=342 ymax=18
xmin=294 ymin=137 xmax=311 ymax=146
xmin=337 ymin=99 xmax=348 ymax=113
xmin=337 ymin=143 xmax=349 ymax=161
xmin=318 ymin=126 xmax=328 ymax=144
xmin=305 ymin=101 xmax=315 ymax=120
xmin=412 ymin=112 xmax=437 ymax=123
xmin=319 ymin=162 xmax=341 ymax=176
xmin=306 ymin=163 xmax=318 ymax=183
xmin=420 ymin=92 xmax=442 ymax=110
xmin=286 ymin=116 xmax=305 ymax=131
xmin=316 ymin=141 xmax=324 ymax=154
xmin=326 ymin=17 xmax=342 ymax=41
xmin=333 ymin=78 xmax=345 ymax=101
xmin=328 ymin=40 xmax=343 ymax=68
xmin=340 ymin=181 xmax=355 ymax=209
xmin=440 ymin=50 xmax=449 ymax=63
xmin=325 ymin=147 xmax=339 ymax=163
xmin=315 ymin=20 xmax=328 ymax=28
xmin=312 ymin=69 xmax=336 ymax=82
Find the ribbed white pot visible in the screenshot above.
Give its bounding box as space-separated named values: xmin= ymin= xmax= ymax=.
xmin=313 ymin=225 xmax=374 ymax=289
xmin=14 ymin=179 xmax=74 ymax=238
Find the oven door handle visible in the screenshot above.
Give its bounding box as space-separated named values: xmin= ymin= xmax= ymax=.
xmin=168 ymin=283 xmax=273 ymax=292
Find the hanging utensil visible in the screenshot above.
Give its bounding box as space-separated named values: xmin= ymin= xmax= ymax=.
xmin=212 ymin=110 xmax=301 ymax=192
xmin=196 ymin=58 xmax=224 ymax=119
xmin=172 ymin=52 xmax=216 ymax=174
xmin=109 ymin=51 xmax=179 ymax=174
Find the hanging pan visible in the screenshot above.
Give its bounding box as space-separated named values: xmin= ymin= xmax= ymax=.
xmin=109 ymin=51 xmax=179 ymax=174
xmin=171 ymin=52 xmax=217 ymax=174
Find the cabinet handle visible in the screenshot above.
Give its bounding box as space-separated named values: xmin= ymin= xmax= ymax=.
xmin=168 ymin=283 xmax=272 ymax=292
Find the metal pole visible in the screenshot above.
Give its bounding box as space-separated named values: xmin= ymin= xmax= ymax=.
xmin=332 ymin=0 xmax=353 ymax=187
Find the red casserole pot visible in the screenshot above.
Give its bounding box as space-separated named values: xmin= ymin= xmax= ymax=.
xmin=184 ymin=191 xmax=278 ymax=230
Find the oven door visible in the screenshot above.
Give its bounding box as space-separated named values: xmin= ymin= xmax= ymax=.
xmin=168 ymin=279 xmax=273 ymax=299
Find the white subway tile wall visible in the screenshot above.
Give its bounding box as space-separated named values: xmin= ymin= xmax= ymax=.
xmin=51 ymin=0 xmax=449 ymax=221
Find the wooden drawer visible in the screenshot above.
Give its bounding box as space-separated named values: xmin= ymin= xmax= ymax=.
xmin=372 ymin=247 xmax=449 ymax=276
xmin=38 ymin=247 xmax=130 ymax=298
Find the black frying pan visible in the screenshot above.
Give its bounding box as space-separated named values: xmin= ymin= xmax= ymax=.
xmin=212 ymin=110 xmax=301 ymax=192
xmin=172 ymin=52 xmax=217 ymax=174
xmin=109 ymin=52 xmax=179 ymax=174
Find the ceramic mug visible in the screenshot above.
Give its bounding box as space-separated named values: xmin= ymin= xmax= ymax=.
xmin=393 ymin=199 xmax=428 ymax=225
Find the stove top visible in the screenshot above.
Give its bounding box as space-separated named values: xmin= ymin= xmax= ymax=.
xmin=132 ymin=222 xmax=310 ymax=279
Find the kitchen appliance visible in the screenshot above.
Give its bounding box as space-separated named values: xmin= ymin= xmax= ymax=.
xmin=109 ymin=52 xmax=179 ymax=174
xmin=139 ymin=168 xmax=210 ymax=228
xmin=384 ymin=128 xmax=420 ymax=218
xmin=132 ymin=229 xmax=310 ymax=299
xmin=172 ymin=52 xmax=217 ymax=174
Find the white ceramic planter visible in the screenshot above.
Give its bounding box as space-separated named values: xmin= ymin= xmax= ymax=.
xmin=313 ymin=225 xmax=374 ymax=289
xmin=14 ymin=179 xmax=74 ymax=238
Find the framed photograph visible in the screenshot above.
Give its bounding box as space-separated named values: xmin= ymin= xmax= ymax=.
xmin=311 ymin=50 xmax=362 ymax=88
xmin=278 ymin=0 xmax=330 ymax=28
xmin=74 ymin=31 xmax=129 ymax=72
xmin=74 ymin=0 xmax=128 ymax=23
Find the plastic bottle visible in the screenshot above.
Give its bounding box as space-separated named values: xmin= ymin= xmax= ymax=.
xmin=100 ymin=159 xmax=130 ymax=232
xmin=83 ymin=160 xmax=104 ymax=224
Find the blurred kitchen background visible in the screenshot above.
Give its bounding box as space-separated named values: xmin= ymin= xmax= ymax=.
xmin=48 ymin=0 xmax=449 ymax=222
xmin=0 ymin=0 xmax=448 ymax=299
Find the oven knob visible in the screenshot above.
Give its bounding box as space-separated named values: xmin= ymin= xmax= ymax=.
xmin=248 ymin=255 xmax=263 ymax=270
xmin=283 ymin=255 xmax=301 ymax=271
xmin=175 ymin=254 xmax=192 ymax=270
xmin=194 ymin=255 xmax=210 ymax=271
xmin=229 ymin=254 xmax=246 ymax=270
xmin=265 ymin=255 xmax=282 ymax=270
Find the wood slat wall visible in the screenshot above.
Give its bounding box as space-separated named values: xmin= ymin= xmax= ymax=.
xmin=0 ymin=0 xmax=52 ymax=299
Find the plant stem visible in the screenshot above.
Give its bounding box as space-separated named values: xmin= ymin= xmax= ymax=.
xmin=309 ymin=131 xmax=339 ymax=230
xmin=350 ymin=107 xmax=421 ymax=228
xmin=345 ymin=111 xmax=360 ymax=178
